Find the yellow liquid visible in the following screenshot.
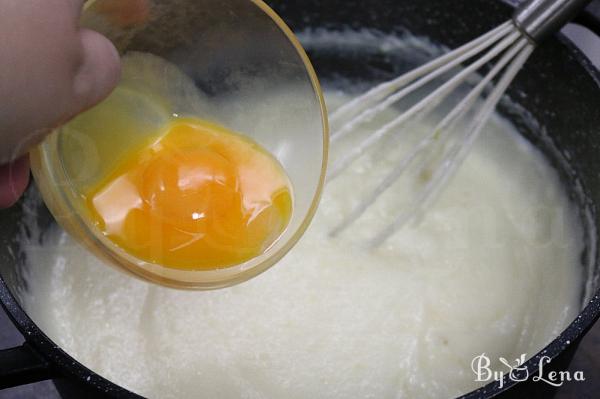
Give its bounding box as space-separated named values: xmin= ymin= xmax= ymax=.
xmin=84 ymin=117 xmax=293 ymax=270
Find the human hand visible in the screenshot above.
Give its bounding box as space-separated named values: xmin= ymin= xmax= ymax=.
xmin=0 ymin=0 xmax=123 ymax=208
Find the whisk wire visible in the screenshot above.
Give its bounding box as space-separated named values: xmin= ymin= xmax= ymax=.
xmin=329 ymin=21 xmax=514 ymax=129
xmin=368 ymin=41 xmax=535 ymax=247
xmin=329 ymin=38 xmax=531 ymax=238
xmin=329 ymin=22 xmax=516 ymax=143
xmin=328 ymin=29 xmax=521 ymax=181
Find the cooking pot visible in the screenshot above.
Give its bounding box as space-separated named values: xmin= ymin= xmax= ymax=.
xmin=2 ymin=0 xmax=600 ymax=397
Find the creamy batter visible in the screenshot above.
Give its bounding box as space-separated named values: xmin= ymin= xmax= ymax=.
xmin=19 ymin=89 xmax=582 ymax=399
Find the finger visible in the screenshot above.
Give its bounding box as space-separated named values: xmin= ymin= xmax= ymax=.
xmin=0 ymin=156 xmax=30 ymax=209
xmin=70 ymin=28 xmax=121 ymax=118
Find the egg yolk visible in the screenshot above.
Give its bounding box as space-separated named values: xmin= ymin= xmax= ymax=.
xmin=84 ymin=118 xmax=293 ymax=270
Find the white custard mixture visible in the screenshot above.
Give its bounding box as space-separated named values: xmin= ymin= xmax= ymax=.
xmin=20 ymin=88 xmax=582 ymax=399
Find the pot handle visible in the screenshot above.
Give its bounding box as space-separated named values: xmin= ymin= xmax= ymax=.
xmin=574 ymin=0 xmax=600 ymax=36
xmin=0 ymin=343 xmax=56 ymax=389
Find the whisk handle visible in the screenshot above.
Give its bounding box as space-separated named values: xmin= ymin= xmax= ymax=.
xmin=514 ymin=0 xmax=592 ymax=42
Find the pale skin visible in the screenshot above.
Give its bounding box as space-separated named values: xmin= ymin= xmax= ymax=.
xmin=0 ymin=0 xmax=148 ymax=208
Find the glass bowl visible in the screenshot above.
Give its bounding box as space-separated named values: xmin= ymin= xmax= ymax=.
xmin=29 ymin=0 xmax=328 ymax=289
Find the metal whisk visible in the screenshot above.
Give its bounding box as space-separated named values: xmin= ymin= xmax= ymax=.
xmin=328 ymin=0 xmax=591 ymax=247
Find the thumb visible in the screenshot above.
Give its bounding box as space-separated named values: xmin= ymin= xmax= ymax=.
xmin=0 ymin=29 xmax=120 ymax=208
xmin=69 ymin=28 xmax=121 ymax=118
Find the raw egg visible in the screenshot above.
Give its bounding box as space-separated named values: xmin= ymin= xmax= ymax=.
xmin=84 ymin=117 xmax=292 ymax=270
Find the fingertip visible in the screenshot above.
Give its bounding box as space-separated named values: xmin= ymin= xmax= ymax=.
xmin=73 ymin=29 xmax=121 ymax=114
xmin=0 ymin=156 xmax=30 ymax=209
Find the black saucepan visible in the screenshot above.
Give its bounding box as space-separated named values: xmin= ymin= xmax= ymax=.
xmin=2 ymin=0 xmax=600 ymax=397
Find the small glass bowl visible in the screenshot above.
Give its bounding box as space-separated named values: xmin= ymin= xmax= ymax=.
xmin=30 ymin=0 xmax=328 ymax=289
